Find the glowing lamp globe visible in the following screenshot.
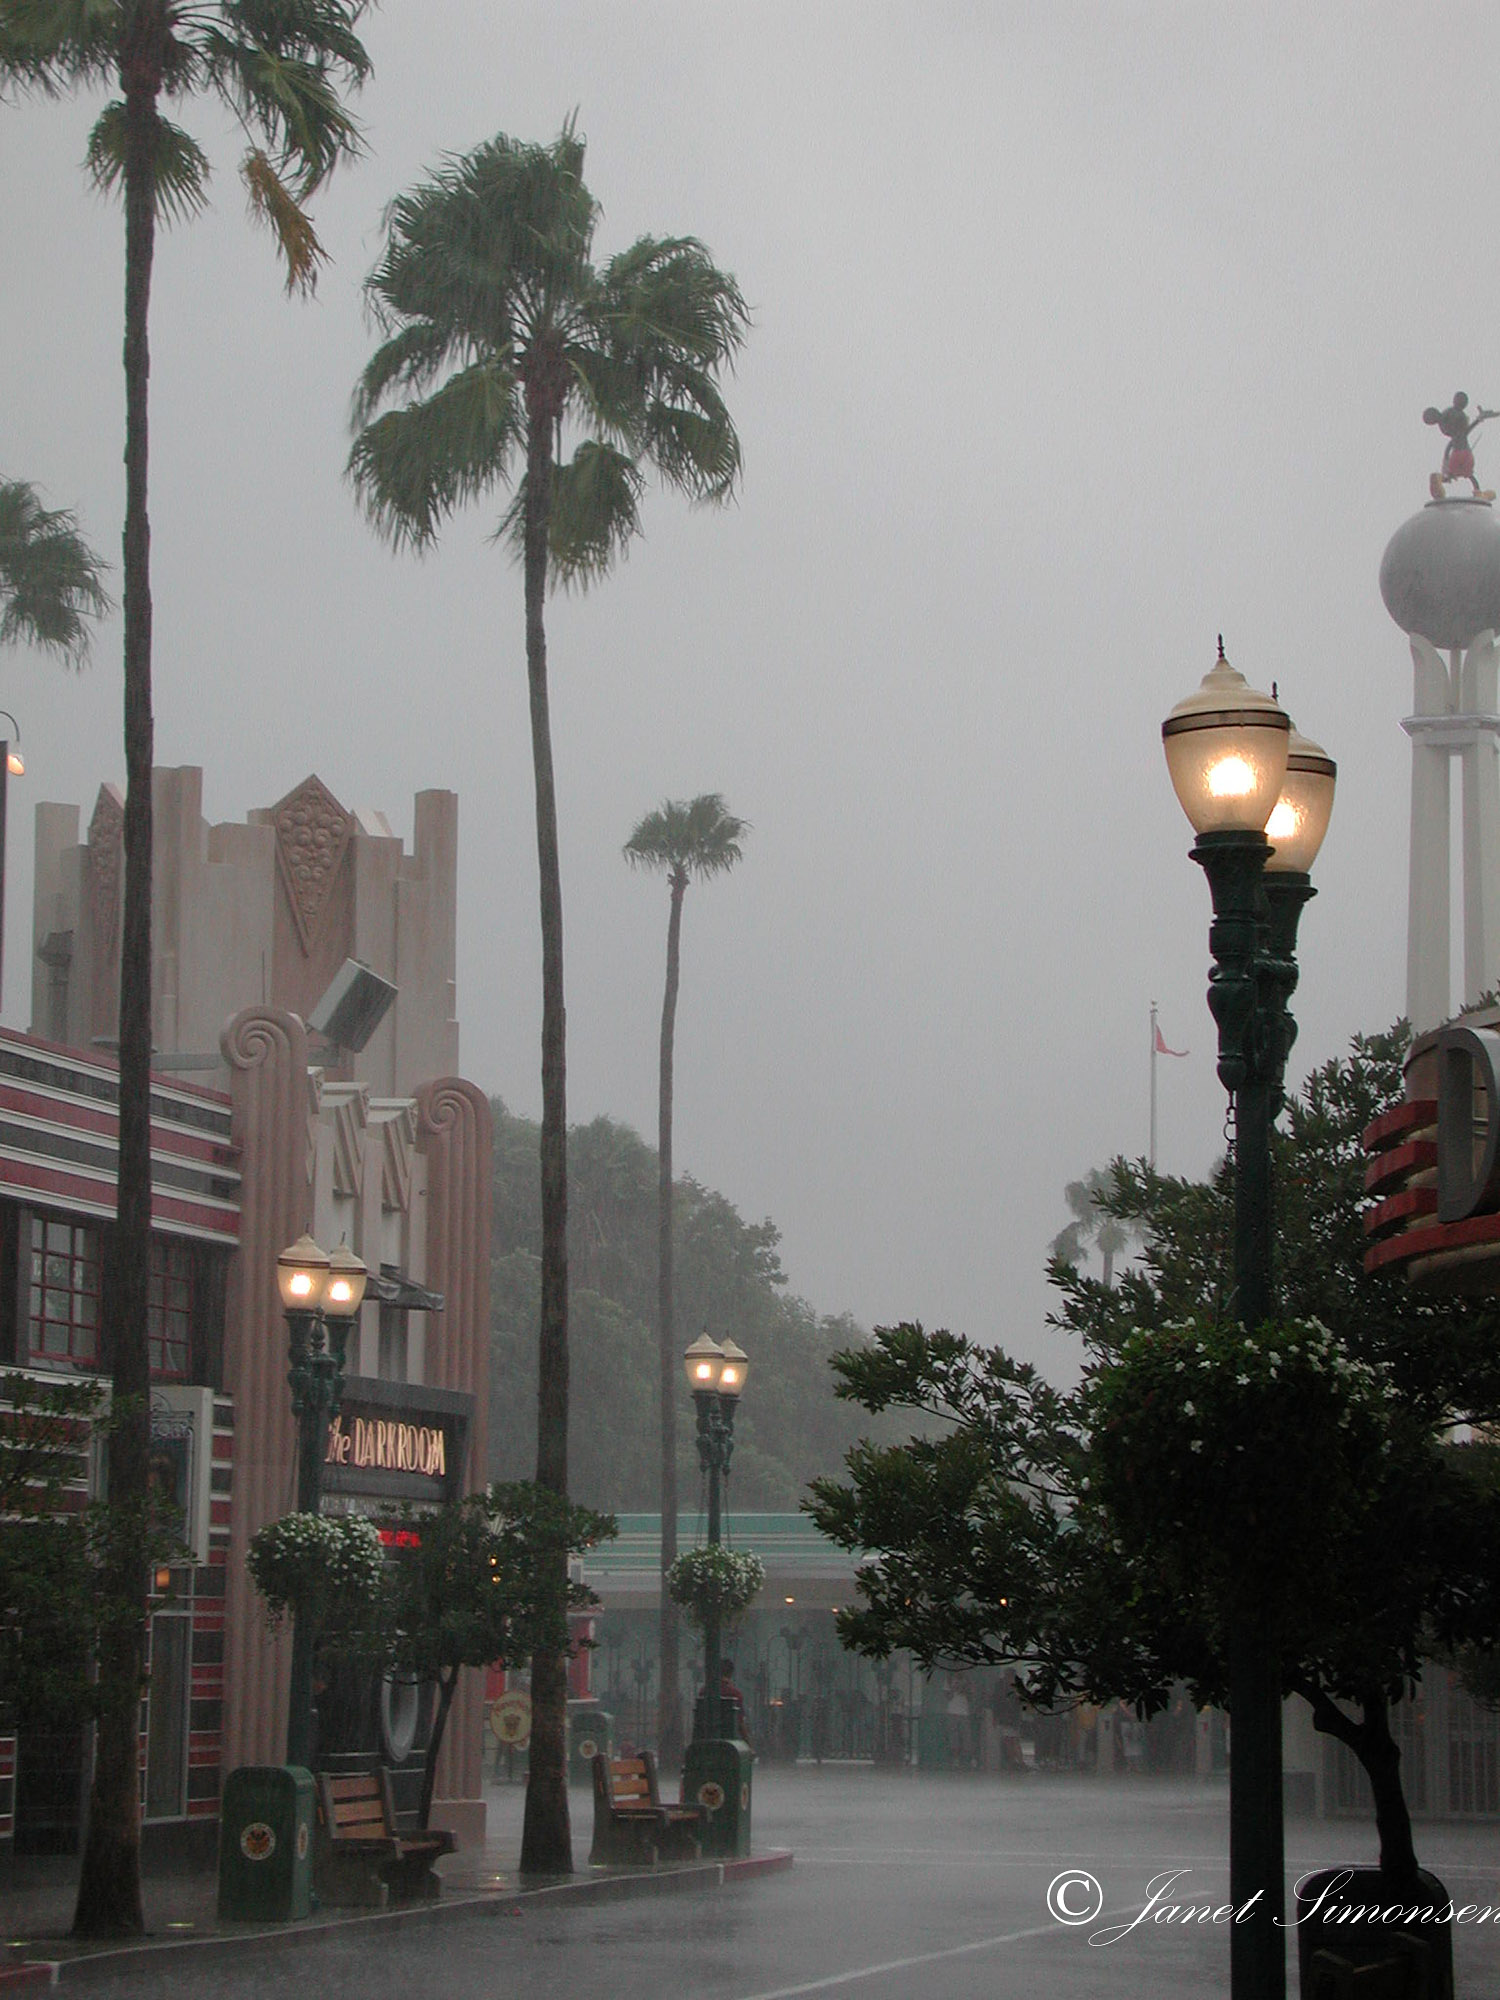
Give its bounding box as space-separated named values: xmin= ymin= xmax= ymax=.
xmin=716 ymin=1338 xmax=750 ymax=1399
xmin=683 ymin=1332 xmax=724 ymax=1392
xmin=323 ymin=1239 xmax=369 ymax=1318
xmin=1264 ymin=727 xmax=1336 ymax=875
xmin=277 ymin=1234 xmax=329 ymax=1312
xmin=1162 ymin=648 xmax=1290 ymax=836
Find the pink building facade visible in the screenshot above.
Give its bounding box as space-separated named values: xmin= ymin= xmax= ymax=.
xmin=0 ymin=771 xmax=491 ymax=1855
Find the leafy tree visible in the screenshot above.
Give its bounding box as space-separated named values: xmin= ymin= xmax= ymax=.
xmin=0 ymin=1374 xmax=103 ymax=1729
xmin=2 ymin=0 xmax=370 ymax=1936
xmin=382 ymin=1484 xmax=613 ymax=1828
xmin=349 ymin=123 xmax=747 ymax=1873
xmin=487 ymin=1101 xmax=888 ymax=1517
xmin=811 ymin=1026 xmax=1500 ymax=1887
xmin=624 ymin=792 xmax=748 ymax=1763
xmin=1051 ymin=1026 xmax=1500 ymax=1424
xmin=0 ymin=1377 xmax=182 ymax=1808
xmin=0 ymin=478 xmax=109 ymax=662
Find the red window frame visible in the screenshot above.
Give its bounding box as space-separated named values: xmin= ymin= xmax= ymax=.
xmin=28 ymin=1214 xmax=101 ymax=1368
xmin=27 ymin=1216 xmax=194 ymax=1380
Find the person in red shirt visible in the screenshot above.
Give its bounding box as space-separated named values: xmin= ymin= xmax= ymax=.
xmin=720 ymin=1659 xmax=749 ymax=1743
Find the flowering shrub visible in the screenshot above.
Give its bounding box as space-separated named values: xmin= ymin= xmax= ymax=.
xmin=667 ymin=1545 xmax=765 ymax=1631
xmin=1087 ymin=1316 xmax=1398 ymax=1655
xmin=247 ymin=1512 xmax=385 ymax=1634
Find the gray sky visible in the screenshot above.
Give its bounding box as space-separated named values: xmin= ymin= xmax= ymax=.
xmin=0 ymin=5 xmax=1487 ymax=1377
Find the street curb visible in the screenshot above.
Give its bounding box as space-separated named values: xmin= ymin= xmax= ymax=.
xmin=19 ymin=1850 xmax=794 ymax=1988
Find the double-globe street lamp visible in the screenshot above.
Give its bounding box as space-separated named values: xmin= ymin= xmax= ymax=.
xmin=0 ymin=711 xmax=24 ymax=1013
xmin=1162 ymin=641 xmax=1336 ymax=2000
xmin=276 ymin=1232 xmax=369 ymax=1769
xmin=682 ymin=1331 xmax=749 ymax=1741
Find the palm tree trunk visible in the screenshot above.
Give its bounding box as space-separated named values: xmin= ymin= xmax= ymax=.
xmin=518 ymin=408 xmax=572 ymax=1876
xmin=656 ymin=872 xmax=686 ymax=1767
xmin=73 ymin=25 xmax=158 ymax=1940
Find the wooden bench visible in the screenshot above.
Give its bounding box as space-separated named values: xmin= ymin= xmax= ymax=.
xmin=589 ymin=1752 xmax=701 ymax=1866
xmin=315 ymin=1768 xmax=455 ymax=1906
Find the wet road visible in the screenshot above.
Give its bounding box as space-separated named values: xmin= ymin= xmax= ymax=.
xmin=87 ymin=1768 xmax=1500 ymax=1999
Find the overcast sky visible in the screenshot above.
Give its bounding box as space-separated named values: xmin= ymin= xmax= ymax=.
xmin=1 ymin=5 xmax=1490 ymax=1378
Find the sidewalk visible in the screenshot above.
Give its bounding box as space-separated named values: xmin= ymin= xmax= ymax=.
xmin=0 ymin=1779 xmax=792 ymax=1990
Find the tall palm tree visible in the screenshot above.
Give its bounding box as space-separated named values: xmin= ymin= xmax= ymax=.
xmin=1 ymin=0 xmax=370 ymax=1937
xmin=349 ymin=124 xmax=748 ymax=1873
xmin=1051 ymin=1165 xmax=1140 ymax=1288
xmin=623 ymin=793 xmax=747 ymax=1762
xmin=0 ymin=478 xmax=109 ymax=663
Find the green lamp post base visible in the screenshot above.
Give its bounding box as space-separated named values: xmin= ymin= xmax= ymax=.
xmin=682 ymin=1736 xmax=752 ymax=1858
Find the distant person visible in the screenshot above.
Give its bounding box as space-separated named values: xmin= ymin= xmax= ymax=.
xmin=719 ymin=1659 xmax=749 ymax=1743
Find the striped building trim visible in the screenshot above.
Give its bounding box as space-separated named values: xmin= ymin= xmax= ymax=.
xmin=0 ymin=1030 xmax=239 ymax=1246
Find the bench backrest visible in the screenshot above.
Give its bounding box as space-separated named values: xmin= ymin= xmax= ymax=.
xmin=319 ymin=1770 xmax=395 ymax=1843
xmin=594 ymin=1752 xmax=664 ymax=1813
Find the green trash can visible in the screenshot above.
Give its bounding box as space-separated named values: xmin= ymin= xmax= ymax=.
xmin=218 ymin=1765 xmax=315 ymax=1921
xmin=567 ymin=1701 xmax=613 ymax=1786
xmin=682 ymin=1736 xmax=752 ymax=1858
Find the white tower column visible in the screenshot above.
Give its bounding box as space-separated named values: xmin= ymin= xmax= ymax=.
xmin=1402 ymin=629 xmax=1500 ymax=1028
xmin=1460 ymin=633 xmax=1500 ymax=1006
xmin=1381 ymin=479 xmax=1500 ymax=1035
xmin=1404 ymin=636 xmax=1453 ymax=1031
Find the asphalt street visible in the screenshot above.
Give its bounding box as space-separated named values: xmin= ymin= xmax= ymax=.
xmin=67 ymin=1769 xmax=1500 ymax=1999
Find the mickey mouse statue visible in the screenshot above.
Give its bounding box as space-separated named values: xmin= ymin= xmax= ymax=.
xmin=1425 ymin=391 xmax=1498 ymax=501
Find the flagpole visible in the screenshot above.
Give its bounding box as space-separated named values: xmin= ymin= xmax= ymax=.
xmin=1149 ymin=1000 xmax=1158 ymax=1171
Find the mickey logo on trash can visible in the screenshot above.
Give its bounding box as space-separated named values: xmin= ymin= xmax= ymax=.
xmin=696 ymin=1780 xmax=725 ymax=1813
xmin=239 ymin=1821 xmax=276 ymax=1862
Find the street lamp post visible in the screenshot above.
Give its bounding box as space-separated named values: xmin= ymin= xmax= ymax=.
xmin=276 ymin=1233 xmax=368 ymax=1769
xmin=680 ymin=1332 xmax=755 ymax=1858
xmin=682 ymin=1332 xmax=748 ymax=1739
xmin=0 ymin=712 xmax=24 ymax=1017
xmin=1162 ymin=642 xmax=1335 ymax=2000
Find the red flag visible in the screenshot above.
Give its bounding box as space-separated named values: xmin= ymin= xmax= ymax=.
xmin=1154 ymin=1024 xmax=1188 ymax=1058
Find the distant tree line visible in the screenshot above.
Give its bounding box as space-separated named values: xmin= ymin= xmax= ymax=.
xmin=487 ymin=1102 xmax=882 ymax=1510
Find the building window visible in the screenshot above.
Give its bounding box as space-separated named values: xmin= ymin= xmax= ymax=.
xmin=28 ymin=1218 xmax=194 ymax=1380
xmin=148 ymin=1241 xmax=192 ymax=1381
xmin=28 ymin=1216 xmax=100 ymax=1367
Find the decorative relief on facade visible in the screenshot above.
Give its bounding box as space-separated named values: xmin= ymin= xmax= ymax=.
xmin=87 ymin=784 xmax=124 ymax=960
xmin=271 ymin=775 xmax=352 ymax=957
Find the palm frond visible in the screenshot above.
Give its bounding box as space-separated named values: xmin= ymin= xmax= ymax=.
xmin=545 ymin=439 xmax=643 ymax=587
xmin=0 ymin=0 xmax=118 ymax=93
xmin=86 ymin=102 xmax=211 ymax=224
xmin=596 ymin=235 xmax=750 ymax=371
xmin=348 ymin=360 xmax=521 ymax=551
xmin=205 ymin=28 xmax=366 ymax=196
xmin=589 ymin=236 xmax=748 ymax=504
xmin=242 ymin=146 xmax=324 ymax=292
xmin=366 ymin=129 xmax=597 ymax=354
xmin=643 ymin=383 xmax=742 ymax=503
xmin=0 ymin=476 xmax=111 ymax=665
xmin=351 ymin=320 xmax=466 ymax=428
xmin=624 ymin=793 xmax=749 ymax=877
